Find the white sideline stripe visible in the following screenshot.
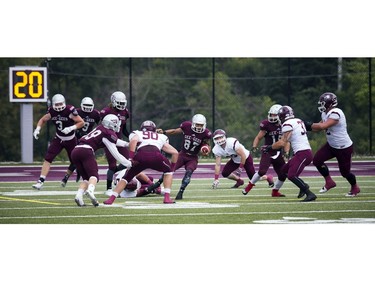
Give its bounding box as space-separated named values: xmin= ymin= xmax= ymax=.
xmin=253 ymin=217 xmax=375 ymax=224
xmin=0 ymin=209 xmax=374 ymax=220
xmin=1 ymin=199 xmax=375 ymax=209
xmin=1 ymin=178 xmax=374 ymax=189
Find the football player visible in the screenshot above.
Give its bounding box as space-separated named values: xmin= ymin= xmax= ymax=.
xmin=70 ymin=114 xmax=132 ymax=206
xmin=104 ymin=120 xmax=178 ymax=205
xmin=249 ymin=104 xmax=289 ymax=197
xmin=60 ymin=96 xmax=101 ymax=187
xmin=305 ymin=92 xmax=360 ymax=197
xmin=100 ymin=91 xmax=131 ymax=196
xmin=156 ymin=114 xmax=212 ymax=200
xmin=261 ymin=105 xmax=317 ymax=202
xmin=112 ymin=169 xmax=162 ymax=198
xmin=32 ymin=94 xmax=84 ymax=190
xmin=211 ymin=129 xmax=256 ymax=192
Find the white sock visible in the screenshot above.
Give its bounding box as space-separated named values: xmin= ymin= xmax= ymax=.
xmin=274 ymin=179 xmax=284 ymax=190
xmin=88 ymin=184 xmax=95 ymax=193
xmin=163 ymin=188 xmax=171 ymax=194
xmin=250 ymin=172 xmax=261 ymax=184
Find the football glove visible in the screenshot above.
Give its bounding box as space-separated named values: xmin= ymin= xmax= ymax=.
xmin=261 ymin=145 xmax=273 ymax=154
xmin=234 ymin=168 xmax=243 ymax=176
xmin=304 ymin=121 xmax=313 ymax=131
xmin=33 ymin=127 xmax=41 ymax=140
xmin=61 ymin=125 xmax=76 ymax=134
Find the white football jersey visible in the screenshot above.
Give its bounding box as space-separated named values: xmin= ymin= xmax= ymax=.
xmin=129 ymin=130 xmax=169 ymax=150
xmin=212 ymin=137 xmax=250 ymax=164
xmin=281 ymin=118 xmax=311 ymax=153
xmin=321 ymin=108 xmax=352 ymax=149
xmin=113 ymin=168 xmax=141 ymax=198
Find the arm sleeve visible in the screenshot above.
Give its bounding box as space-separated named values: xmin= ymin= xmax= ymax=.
xmin=116 ymin=139 xmax=129 ymax=147
xmin=103 ymin=137 xmax=131 ymax=167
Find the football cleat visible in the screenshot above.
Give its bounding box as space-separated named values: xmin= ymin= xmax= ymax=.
xmin=242 ymin=182 xmax=255 ymax=195
xmin=60 ymin=179 xmax=68 ymax=188
xmin=103 ymin=195 xmax=116 ymax=205
xmin=301 ymin=193 xmax=317 ymax=202
xmin=175 ymin=191 xmax=184 ymax=200
xmin=163 ymin=193 xmax=175 ymax=204
xmin=297 ymin=190 xmax=305 ymax=198
xmin=231 ymin=178 xmax=244 ymax=188
xmin=319 ymin=181 xmax=336 ymax=193
xmin=32 ymin=181 xmax=44 ymax=190
xmin=346 ymin=185 xmax=360 ymax=197
xmin=85 ymin=190 xmax=99 ymax=207
xmin=271 ymin=190 xmax=285 ymax=197
xmin=74 ymin=196 xmax=86 ymax=207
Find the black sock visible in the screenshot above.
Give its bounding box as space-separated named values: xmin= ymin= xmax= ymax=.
xmin=106 ymin=180 xmax=113 ymax=190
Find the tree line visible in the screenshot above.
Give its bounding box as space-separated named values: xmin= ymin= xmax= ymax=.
xmin=0 ymin=57 xmax=373 ymax=162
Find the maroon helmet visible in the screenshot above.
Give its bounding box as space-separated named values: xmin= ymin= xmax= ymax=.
xmin=318 ymin=92 xmax=338 ymax=113
xmin=278 ymin=106 xmax=294 ymax=124
xmin=212 ymin=129 xmax=226 ymax=145
xmin=140 ymin=120 xmax=156 ymax=132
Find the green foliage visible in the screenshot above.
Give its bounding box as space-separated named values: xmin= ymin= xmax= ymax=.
xmin=0 ymin=58 xmax=373 ymax=161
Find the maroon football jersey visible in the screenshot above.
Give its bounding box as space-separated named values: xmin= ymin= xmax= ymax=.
xmin=179 ymin=121 xmax=212 ymax=155
xmin=78 ymin=125 xmax=119 ymax=151
xmin=259 ymin=119 xmax=282 ymax=145
xmin=76 ymin=108 xmax=101 ymax=138
xmin=100 ymin=106 xmax=130 ymax=138
xmin=48 ymin=104 xmax=79 ymax=138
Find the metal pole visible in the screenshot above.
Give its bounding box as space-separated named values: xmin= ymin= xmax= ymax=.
xmin=129 ymin=57 xmax=133 ymax=132
xmin=337 ymin=57 xmax=342 ymax=92
xmin=287 ymin=58 xmax=291 ymax=106
xmin=45 ymin=58 xmax=51 ymax=148
xmin=212 ymin=58 xmax=215 ymax=131
xmin=369 ymin=58 xmax=372 ymax=154
xmin=21 ymin=103 xmax=33 ymax=163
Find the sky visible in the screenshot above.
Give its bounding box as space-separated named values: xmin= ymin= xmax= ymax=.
xmin=2 ymin=1 xmax=374 ymax=58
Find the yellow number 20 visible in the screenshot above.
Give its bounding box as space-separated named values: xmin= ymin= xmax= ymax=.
xmin=14 ymin=71 xmax=43 ymax=98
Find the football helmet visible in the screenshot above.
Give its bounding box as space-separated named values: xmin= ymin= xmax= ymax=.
xmin=81 ymin=97 xmax=94 ymax=112
xmin=140 ymin=120 xmax=156 ymax=132
xmin=212 ymin=129 xmax=227 ymax=146
xmin=52 ymin=94 xmax=66 ymax=112
xmin=111 ymin=91 xmax=127 ymax=110
xmin=268 ymin=104 xmax=282 ymax=123
xmin=102 ymin=114 xmax=120 ymax=132
xmin=318 ymin=92 xmax=338 ymax=113
xmin=191 ymin=114 xmax=207 ymax=133
xmin=278 ymin=106 xmax=294 ymax=124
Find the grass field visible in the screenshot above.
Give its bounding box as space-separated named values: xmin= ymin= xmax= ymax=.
xmin=2 ymin=175 xmax=374 ymax=281
xmin=1 ymin=175 xmax=374 ymax=224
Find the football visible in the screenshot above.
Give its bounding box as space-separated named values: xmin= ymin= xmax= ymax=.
xmin=200 ymin=144 xmax=211 ymax=156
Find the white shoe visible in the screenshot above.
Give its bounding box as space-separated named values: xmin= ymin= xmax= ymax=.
xmin=74 ymin=195 xmax=86 ymax=207
xmin=319 ymin=187 xmax=328 ymax=193
xmin=32 ymin=181 xmax=44 ymax=190
xmin=85 ymin=190 xmax=99 ymax=207
xmin=105 ymin=189 xmax=113 ymax=196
